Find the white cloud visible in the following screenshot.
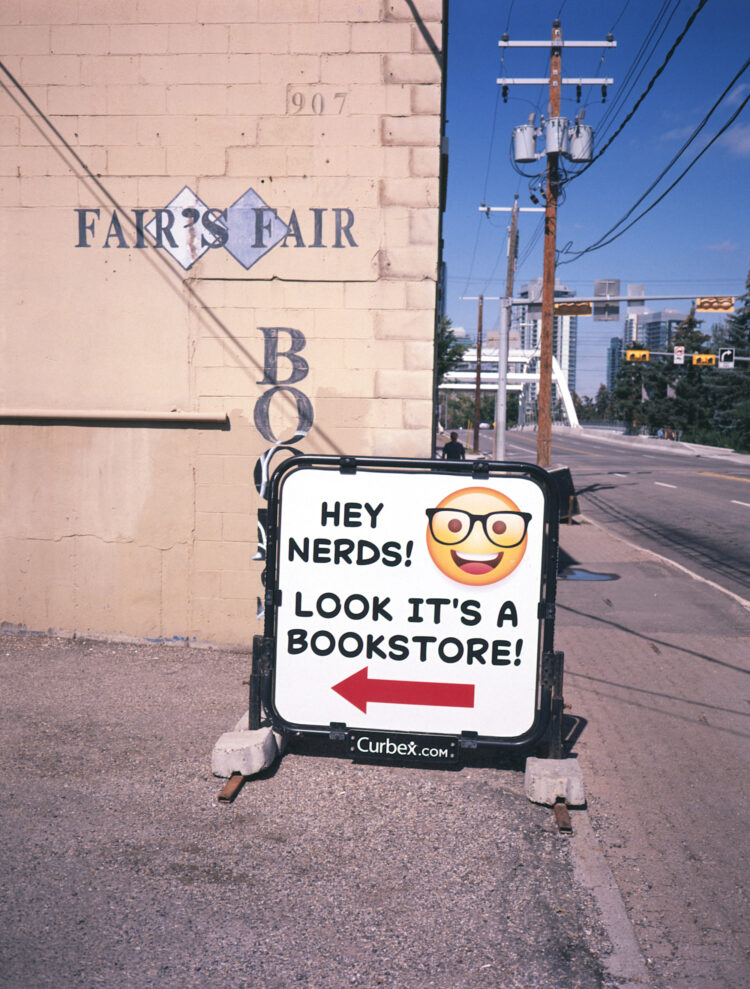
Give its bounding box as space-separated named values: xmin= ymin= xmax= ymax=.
xmin=661 ymin=125 xmax=696 ymax=142
xmin=726 ymin=83 xmax=750 ymax=107
xmin=719 ymin=122 xmax=750 ymax=156
xmin=706 ymin=240 xmax=741 ymax=252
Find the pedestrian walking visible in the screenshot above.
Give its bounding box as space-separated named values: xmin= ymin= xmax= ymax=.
xmin=442 ymin=431 xmax=466 ymax=461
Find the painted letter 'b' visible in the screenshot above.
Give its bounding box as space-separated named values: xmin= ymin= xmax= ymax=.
xmin=258 ymin=327 xmax=309 ymax=385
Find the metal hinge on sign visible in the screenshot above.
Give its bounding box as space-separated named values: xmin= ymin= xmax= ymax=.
xmin=329 ymin=722 xmax=347 ymax=741
xmin=538 ymin=601 xmax=555 ymax=621
xmin=339 ymin=457 xmax=357 ymax=474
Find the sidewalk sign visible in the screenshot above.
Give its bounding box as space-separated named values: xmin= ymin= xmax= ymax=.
xmin=260 ymin=456 xmax=560 ymax=758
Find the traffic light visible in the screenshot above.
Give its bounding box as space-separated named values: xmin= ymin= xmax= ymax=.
xmin=626 ymin=349 xmax=650 ymax=362
xmin=554 ymin=301 xmax=592 ymax=316
xmin=695 ymin=297 xmax=734 ymax=313
xmin=692 ymin=354 xmax=717 ymax=366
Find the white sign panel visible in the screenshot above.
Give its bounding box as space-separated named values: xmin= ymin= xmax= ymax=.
xmin=271 ymin=467 xmax=547 ymax=740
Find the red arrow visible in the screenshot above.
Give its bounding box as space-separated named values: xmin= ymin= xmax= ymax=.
xmin=332 ymin=666 xmax=475 ymax=714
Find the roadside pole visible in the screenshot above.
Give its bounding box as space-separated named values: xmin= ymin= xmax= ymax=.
xmin=472 ymin=294 xmax=483 ymax=453
xmin=495 ymin=197 xmax=519 ymax=460
xmin=495 ymin=300 xmax=510 ymax=460
xmin=537 ymin=21 xmax=562 ymax=469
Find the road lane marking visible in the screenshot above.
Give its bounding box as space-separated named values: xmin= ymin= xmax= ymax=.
xmin=654 ymin=481 xmax=677 ymax=488
xmin=732 ymin=500 xmax=750 ymax=508
xmin=549 ymin=443 xmax=604 ymax=456
xmin=698 ymin=472 xmax=750 ymax=484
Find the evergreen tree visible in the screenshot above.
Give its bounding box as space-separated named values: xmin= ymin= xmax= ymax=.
xmin=609 ymin=281 xmax=750 ymax=451
xmin=708 ymin=269 xmax=750 ymax=451
xmin=435 ymin=316 xmax=468 ymax=384
xmin=594 ymin=383 xmax=614 ymax=419
xmin=612 ymin=362 xmax=647 ymax=431
xmin=717 ymin=267 xmax=750 ymax=353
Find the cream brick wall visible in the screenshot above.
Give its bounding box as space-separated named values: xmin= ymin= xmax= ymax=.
xmin=0 ymin=0 xmax=445 ymax=647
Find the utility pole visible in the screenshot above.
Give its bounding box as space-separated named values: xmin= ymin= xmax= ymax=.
xmin=498 ymin=23 xmax=615 ymax=467
xmin=472 ymin=294 xmax=483 ymax=453
xmin=537 ymin=20 xmax=562 ymax=468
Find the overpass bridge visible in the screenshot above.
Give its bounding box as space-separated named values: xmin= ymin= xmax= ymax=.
xmin=440 ymin=347 xmax=579 ymax=428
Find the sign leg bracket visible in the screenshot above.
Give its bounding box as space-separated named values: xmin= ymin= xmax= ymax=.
xmin=546 ymin=650 xmax=565 ymax=759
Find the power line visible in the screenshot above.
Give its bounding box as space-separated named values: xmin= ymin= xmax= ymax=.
xmin=558 ymin=85 xmax=750 ymax=264
xmin=481 ymin=81 xmax=503 ymax=202
xmin=566 ymin=0 xmax=711 ymax=183
xmin=609 ymin=0 xmax=633 ymax=33
xmin=594 ymin=0 xmax=680 ymax=140
xmin=560 ymin=56 xmax=750 ymax=260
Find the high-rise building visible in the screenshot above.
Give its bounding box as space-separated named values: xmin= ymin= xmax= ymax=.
xmin=607 ymin=336 xmax=623 ymax=390
xmin=512 ymin=278 xmax=578 ymax=397
xmin=641 ymin=310 xmax=689 ymax=351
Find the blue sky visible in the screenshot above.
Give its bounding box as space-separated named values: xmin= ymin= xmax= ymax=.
xmin=441 ymin=0 xmax=750 ymax=396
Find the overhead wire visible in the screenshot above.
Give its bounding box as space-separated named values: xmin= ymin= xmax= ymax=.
xmin=558 ymin=65 xmax=750 ymax=264
xmin=565 ymin=0 xmax=711 ymax=184
xmin=467 ymin=0 xmax=528 ymax=298
xmin=609 ymin=0 xmax=633 ymax=33
xmin=462 ymin=3 xmax=513 ymax=297
xmin=594 ymin=0 xmax=679 ymax=139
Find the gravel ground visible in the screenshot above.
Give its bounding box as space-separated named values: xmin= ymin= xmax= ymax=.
xmin=0 ymin=632 xmax=615 ymax=989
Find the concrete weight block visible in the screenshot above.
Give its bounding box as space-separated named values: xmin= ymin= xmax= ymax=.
xmin=525 ymin=756 xmax=586 ymax=807
xmin=211 ymin=727 xmax=278 ymax=779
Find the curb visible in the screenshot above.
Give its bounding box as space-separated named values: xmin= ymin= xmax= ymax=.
xmin=578 ymin=513 xmax=750 ymax=611
xmin=570 ymin=809 xmax=653 ymax=987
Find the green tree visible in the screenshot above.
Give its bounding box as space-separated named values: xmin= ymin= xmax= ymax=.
xmin=573 ymin=385 xmax=615 ymax=423
xmin=610 ymin=282 xmax=750 ymax=451
xmin=435 ymin=316 xmax=468 ymax=385
xmin=672 ymin=306 xmax=711 ymax=352
xmin=594 ymin=383 xmax=614 ymax=419
xmin=715 ymin=267 xmax=750 ymax=353
xmin=708 ymin=269 xmax=750 ymax=451
xmin=612 ymin=362 xmax=647 ymax=430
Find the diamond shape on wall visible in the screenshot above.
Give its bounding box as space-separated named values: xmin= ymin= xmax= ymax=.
xmin=223 ymin=188 xmax=289 ymax=270
xmin=145 ymin=186 xmax=223 ymax=271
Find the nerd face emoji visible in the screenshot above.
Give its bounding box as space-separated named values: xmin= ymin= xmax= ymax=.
xmin=425 ymin=487 xmax=530 ymax=586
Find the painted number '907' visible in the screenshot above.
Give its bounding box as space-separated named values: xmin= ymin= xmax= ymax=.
xmin=288 ymin=90 xmax=347 ymax=114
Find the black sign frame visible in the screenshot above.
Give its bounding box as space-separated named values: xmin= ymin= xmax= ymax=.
xmin=260 ymin=455 xmax=560 ymax=752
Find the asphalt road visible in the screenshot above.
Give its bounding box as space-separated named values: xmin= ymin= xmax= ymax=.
xmin=454 ymin=426 xmax=750 ymax=603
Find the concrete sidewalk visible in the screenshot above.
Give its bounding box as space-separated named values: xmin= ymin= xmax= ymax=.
xmin=550 ymin=423 xmax=750 ymax=465
xmin=556 ymin=517 xmax=750 ymax=989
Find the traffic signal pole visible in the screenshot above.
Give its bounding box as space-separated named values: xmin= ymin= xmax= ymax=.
xmin=537 ymin=21 xmax=562 ymax=469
